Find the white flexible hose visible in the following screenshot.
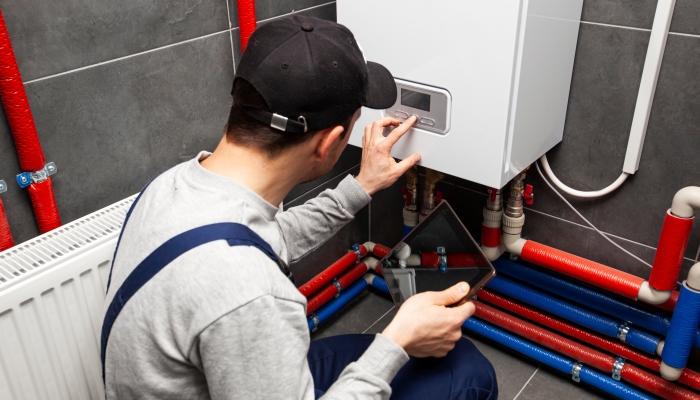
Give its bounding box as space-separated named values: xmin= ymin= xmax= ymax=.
xmin=540 ymin=155 xmax=629 ymax=198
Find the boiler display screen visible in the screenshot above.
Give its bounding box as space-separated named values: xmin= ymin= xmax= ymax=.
xmin=401 ymin=89 xmax=431 ymax=112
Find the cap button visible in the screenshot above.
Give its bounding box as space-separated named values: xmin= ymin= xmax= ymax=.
xmin=301 ymin=22 xmax=314 ymax=32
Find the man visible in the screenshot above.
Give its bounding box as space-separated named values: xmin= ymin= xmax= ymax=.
xmin=103 ymin=16 xmax=497 ymax=399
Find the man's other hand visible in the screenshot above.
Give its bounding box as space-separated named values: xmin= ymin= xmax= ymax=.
xmin=355 ymin=116 xmax=421 ymax=196
xmin=381 ymin=282 xmax=475 ymax=358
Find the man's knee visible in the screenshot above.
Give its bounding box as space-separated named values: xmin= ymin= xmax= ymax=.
xmin=448 ymin=338 xmax=498 ymax=399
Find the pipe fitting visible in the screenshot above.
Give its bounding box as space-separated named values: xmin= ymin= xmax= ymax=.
xmin=502 ymin=234 xmax=526 ymax=256
xmin=637 ymin=281 xmax=672 ymax=304
xmin=363 ymin=241 xmax=375 ymax=253
xmin=482 ymin=244 xmax=505 ymax=261
xmin=505 ymin=171 xmax=527 ymax=218
xmin=363 ymin=256 xmax=379 ymax=271
xmin=0 ymin=180 xmax=6 ymax=194
xmin=687 ymin=262 xmax=700 ymax=291
xmin=486 ymin=188 xmax=503 ymax=212
xmin=671 ymin=186 xmax=700 ymax=219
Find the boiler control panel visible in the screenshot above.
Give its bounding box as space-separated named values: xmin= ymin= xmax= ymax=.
xmin=383 ymin=79 xmax=451 ymax=135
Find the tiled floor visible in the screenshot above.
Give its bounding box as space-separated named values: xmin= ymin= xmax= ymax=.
xmin=311 ymin=288 xmax=606 ymax=399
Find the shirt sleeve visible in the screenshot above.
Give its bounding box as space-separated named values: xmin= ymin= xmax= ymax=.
xmin=276 ymin=175 xmax=371 ymax=263
xmin=191 ymin=295 xmax=408 ymax=400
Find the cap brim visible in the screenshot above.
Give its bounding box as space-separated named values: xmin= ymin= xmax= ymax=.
xmin=363 ymin=61 xmax=397 ymax=109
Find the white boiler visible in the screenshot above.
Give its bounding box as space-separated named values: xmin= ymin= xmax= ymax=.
xmin=338 ymin=0 xmax=583 ymax=188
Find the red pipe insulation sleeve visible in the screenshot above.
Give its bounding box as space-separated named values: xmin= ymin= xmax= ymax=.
xmin=236 ymin=0 xmax=257 ymax=53
xmin=27 ymin=178 xmax=61 ymax=233
xmin=371 ymin=243 xmax=392 ymax=259
xmin=477 ymin=289 xmax=700 ymax=388
xmin=0 ymin=198 xmax=13 ymax=251
xmin=520 ymin=240 xmax=645 ymax=300
xmin=473 ymin=300 xmax=700 ymax=399
xmin=306 ymin=262 xmax=368 ymax=315
xmin=481 ymin=225 xmax=501 ymax=248
xmin=422 ymin=252 xmax=483 ymax=268
xmin=0 ymin=11 xmax=45 ymax=172
xmin=650 ymin=211 xmax=695 ymax=291
xmin=299 ymin=246 xmax=367 ymax=298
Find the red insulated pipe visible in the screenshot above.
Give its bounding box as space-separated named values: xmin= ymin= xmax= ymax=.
xmin=0 ymin=197 xmax=13 ymax=250
xmin=481 ymin=225 xmax=501 ymax=248
xmin=473 ymin=301 xmax=700 ymax=399
xmin=0 ymin=11 xmax=61 ymax=234
xmin=371 ymin=243 xmax=392 ymax=259
xmin=477 ymin=289 xmax=700 ymax=388
xmin=422 ymin=252 xmax=484 ymax=268
xmin=236 ymin=0 xmax=257 ymax=53
xmin=306 ymin=262 xmax=368 ymax=315
xmin=520 ymin=240 xmax=645 ymax=300
xmin=299 ymin=246 xmax=367 ymax=298
xmin=650 ymin=211 xmax=695 ymax=291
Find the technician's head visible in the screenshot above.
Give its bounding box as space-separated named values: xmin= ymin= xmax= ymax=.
xmin=225 ymin=16 xmax=396 ymax=181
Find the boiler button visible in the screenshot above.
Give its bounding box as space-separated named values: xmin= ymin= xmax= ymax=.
xmin=395 ymin=110 xmax=410 ymax=119
xmin=420 ymin=117 xmax=436 ymax=126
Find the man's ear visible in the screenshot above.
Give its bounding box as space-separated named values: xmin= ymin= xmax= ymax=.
xmin=313 ymin=125 xmax=345 ymax=161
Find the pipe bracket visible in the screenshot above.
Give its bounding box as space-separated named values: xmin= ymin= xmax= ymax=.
xmin=612 ymin=357 xmax=625 ymax=381
xmin=0 ymin=180 xmax=6 ymax=194
xmin=16 ymin=162 xmax=57 ymax=189
xmin=352 ymin=243 xmax=362 ymax=265
xmin=571 ymin=362 xmax=583 ymax=382
xmin=617 ymin=322 xmax=630 ymax=343
xmin=309 ymin=314 xmax=320 ymax=332
xmin=437 ymin=246 xmax=447 ymax=274
xmin=332 ymin=279 xmax=343 ymax=298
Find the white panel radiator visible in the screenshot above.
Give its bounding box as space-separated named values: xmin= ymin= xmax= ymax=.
xmin=0 ymin=195 xmax=136 ymax=400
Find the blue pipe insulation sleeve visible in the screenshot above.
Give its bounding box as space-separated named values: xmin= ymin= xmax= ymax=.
xmin=369 ymin=275 xmax=390 ymax=295
xmin=625 ymin=328 xmax=662 ymax=355
xmin=578 ymin=367 xmax=654 ymax=400
xmin=402 ymin=225 xmax=413 ymax=238
xmin=663 ymin=283 xmax=700 ymax=368
xmin=486 ymin=276 xmax=620 ymax=338
xmin=463 ymin=318 xmax=574 ymax=374
xmin=308 ymin=279 xmax=368 ymax=331
xmin=493 ymin=258 xmax=672 ymax=335
xmin=462 ymin=318 xmax=653 ymax=400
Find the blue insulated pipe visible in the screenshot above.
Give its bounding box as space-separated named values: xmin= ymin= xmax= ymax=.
xmin=462 ymin=318 xmax=653 ymax=400
xmin=308 ymin=279 xmax=368 ymax=331
xmin=487 ymin=275 xmax=662 ymax=355
xmin=662 ymin=282 xmax=700 ymax=374
xmin=494 ymin=258 xmax=700 ymax=348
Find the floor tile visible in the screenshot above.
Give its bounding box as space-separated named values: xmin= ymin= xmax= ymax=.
xmin=311 ymin=287 xmax=394 ymax=340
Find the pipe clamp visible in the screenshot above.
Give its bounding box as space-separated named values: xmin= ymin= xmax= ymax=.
xmin=332 ymin=279 xmax=343 ymax=298
xmin=352 ymin=243 xmax=362 ymax=265
xmin=309 ymin=314 xmax=320 ymax=332
xmin=617 ymin=322 xmax=630 ymax=343
xmin=0 ymin=180 xmax=6 ymax=194
xmin=612 ymin=357 xmax=625 ymax=381
xmin=437 ymin=247 xmax=447 ymax=274
xmin=16 ymin=162 xmax=58 ymax=189
xmin=571 ymin=362 xmax=582 ymax=382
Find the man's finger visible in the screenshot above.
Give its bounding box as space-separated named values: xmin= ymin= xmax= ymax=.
xmin=450 ymin=301 xmax=476 ymax=324
xmin=395 ymin=154 xmax=422 ymax=176
xmin=383 ymin=115 xmax=418 ymax=148
xmin=370 ymin=117 xmax=401 ymax=140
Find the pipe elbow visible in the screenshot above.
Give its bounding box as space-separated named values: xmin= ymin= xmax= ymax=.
xmin=671 ymin=186 xmax=700 ymax=218
xmin=660 ymin=360 xmax=683 ymax=381
xmin=363 ymin=256 xmax=379 ymax=271
xmin=687 ymin=262 xmax=700 ymax=290
xmin=482 ymin=244 xmax=505 ymax=261
xmin=363 ymin=241 xmax=375 ymax=252
xmin=406 ymin=253 xmax=421 ymax=266
xmin=637 ymin=281 xmax=672 ymax=304
xmin=502 ymin=235 xmax=526 ymax=256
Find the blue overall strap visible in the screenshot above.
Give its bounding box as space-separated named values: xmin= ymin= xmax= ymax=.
xmin=101 ymin=222 xmax=290 ymax=380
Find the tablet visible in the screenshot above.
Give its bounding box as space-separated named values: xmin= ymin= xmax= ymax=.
xmin=379 ymin=200 xmax=496 ymax=307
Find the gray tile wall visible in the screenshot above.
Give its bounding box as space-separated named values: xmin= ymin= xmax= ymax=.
xmin=371 ymin=0 xmax=700 ymax=286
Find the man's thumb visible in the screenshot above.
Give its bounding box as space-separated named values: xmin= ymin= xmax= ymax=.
xmin=433 ymin=282 xmax=470 ymax=306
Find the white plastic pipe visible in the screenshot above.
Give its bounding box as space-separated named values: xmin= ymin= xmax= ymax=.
xmin=540 ymin=155 xmax=629 ymax=198
xmin=670 ymin=186 xmax=700 ymax=218
xmin=623 ymin=0 xmax=677 ymax=174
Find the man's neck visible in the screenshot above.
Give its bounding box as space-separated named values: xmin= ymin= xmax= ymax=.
xmin=200 ymin=138 xmax=302 ymax=206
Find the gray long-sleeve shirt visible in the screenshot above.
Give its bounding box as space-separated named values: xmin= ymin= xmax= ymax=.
xmin=104 ymin=152 xmax=409 ymax=399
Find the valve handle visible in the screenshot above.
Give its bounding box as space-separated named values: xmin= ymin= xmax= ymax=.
xmin=523 ymin=184 xmax=534 ymax=205
xmin=402 ymin=185 xmax=413 ymax=207
xmin=436 ymin=191 xmax=443 ymax=204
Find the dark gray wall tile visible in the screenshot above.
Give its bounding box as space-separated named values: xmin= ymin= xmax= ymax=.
xmin=0 ymin=32 xmax=234 ymax=243
xmin=286 ymin=166 xmax=370 ymax=286
xmin=1 ymin=0 xmax=230 ymax=81
xmin=228 ymin=0 xmax=334 ymax=27
xmin=231 ymin=2 xmax=337 ymax=64
xmin=581 ymin=0 xmax=699 ymax=35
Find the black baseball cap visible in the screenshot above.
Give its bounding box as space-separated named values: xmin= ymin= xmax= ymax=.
xmin=233 ymin=16 xmax=397 ymax=134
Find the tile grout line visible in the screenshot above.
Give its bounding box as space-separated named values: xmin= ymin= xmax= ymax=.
xmin=22 ymin=2 xmax=337 ymax=85
xmin=580 ymin=20 xmax=700 ymax=39
xmin=512 ymin=367 xmax=539 ymax=400
xmin=362 ymin=306 xmax=395 ymax=334
xmin=695 ymin=245 xmax=700 ymax=263
xmin=224 ymin=0 xmax=236 ymax=74
xmin=285 ymin=164 xmax=360 ymax=206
